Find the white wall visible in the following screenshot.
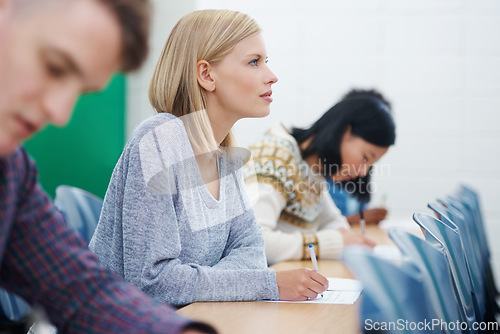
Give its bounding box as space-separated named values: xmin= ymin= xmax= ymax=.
xmin=126 ymin=0 xmax=195 ymax=136
xmin=128 ymin=0 xmax=500 ymax=280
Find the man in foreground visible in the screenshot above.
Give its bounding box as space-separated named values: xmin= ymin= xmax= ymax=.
xmin=0 ymin=0 xmax=213 ymax=332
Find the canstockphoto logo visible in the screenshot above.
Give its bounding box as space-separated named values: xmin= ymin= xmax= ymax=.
xmin=364 ymin=319 xmax=499 ymax=333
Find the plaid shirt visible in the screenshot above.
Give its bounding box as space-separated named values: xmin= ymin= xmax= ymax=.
xmin=0 ymin=148 xmax=204 ymax=333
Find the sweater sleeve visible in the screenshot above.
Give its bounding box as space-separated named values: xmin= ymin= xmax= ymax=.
xmin=123 ymin=195 xmax=278 ymax=306
xmin=314 ymin=192 xmax=350 ymax=259
xmin=214 ymin=172 xmax=276 ymax=272
xmin=246 ymin=182 xmax=304 ymax=265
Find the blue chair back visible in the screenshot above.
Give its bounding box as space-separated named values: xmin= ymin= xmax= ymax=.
xmin=412 ymin=213 xmax=479 ymax=330
xmin=445 ymin=196 xmax=488 ymax=265
xmin=54 ymin=185 xmax=103 ymax=243
xmin=456 ymin=186 xmax=500 ymax=320
xmin=429 ymin=201 xmax=486 ymax=318
xmin=388 ymin=228 xmax=462 ymax=330
xmin=0 ymin=288 xmax=31 ymax=326
xmin=439 ymin=190 xmax=499 ymax=319
xmin=456 ymin=185 xmax=489 ymax=259
xmin=343 ymin=246 xmax=439 ymax=334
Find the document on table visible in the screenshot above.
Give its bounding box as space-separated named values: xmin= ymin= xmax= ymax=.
xmin=378 ymin=218 xmax=417 ymax=230
xmin=263 ymin=277 xmax=362 ymax=304
xmin=373 ymin=245 xmax=403 ymax=261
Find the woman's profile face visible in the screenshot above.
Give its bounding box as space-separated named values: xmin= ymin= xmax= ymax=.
xmin=333 ymin=128 xmax=389 ymax=182
xmin=207 ymin=33 xmax=278 ymax=121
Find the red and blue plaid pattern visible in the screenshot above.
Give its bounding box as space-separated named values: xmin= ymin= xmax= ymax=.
xmin=0 ymin=148 xmax=201 ymax=333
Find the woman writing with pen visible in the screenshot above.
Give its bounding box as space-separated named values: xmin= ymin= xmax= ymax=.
xmin=243 ymin=91 xmax=396 ymax=265
xmin=89 ymin=9 xmax=328 ymax=304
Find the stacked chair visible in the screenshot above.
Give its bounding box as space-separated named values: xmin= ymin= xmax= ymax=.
xmin=53 ymin=185 xmax=103 ymax=244
xmin=343 ymin=184 xmax=499 ymax=334
xmin=343 ymin=247 xmax=441 ymax=334
xmin=0 ymin=290 xmax=32 ymax=333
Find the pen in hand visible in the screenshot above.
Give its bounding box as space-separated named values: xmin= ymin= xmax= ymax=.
xmin=308 ymin=244 xmax=323 ymax=297
xmin=309 ymin=244 xmax=319 ymax=272
xmin=359 ymin=209 xmax=366 ymax=235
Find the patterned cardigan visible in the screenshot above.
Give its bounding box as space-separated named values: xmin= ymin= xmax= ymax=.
xmin=243 ymin=123 xmax=349 ymax=265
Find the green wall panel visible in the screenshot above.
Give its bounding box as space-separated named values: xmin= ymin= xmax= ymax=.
xmin=24 ymin=74 xmax=126 ymax=199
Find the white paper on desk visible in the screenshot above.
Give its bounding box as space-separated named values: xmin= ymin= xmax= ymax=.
xmin=262 ymin=278 xmax=362 ymax=304
xmin=378 ymin=219 xmax=417 ymax=230
xmin=327 ymin=277 xmax=362 ymax=291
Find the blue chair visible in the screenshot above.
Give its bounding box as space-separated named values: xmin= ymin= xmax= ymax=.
xmin=445 ymin=196 xmax=488 ymax=272
xmin=54 ymin=185 xmax=103 ymax=243
xmin=0 ymin=288 xmax=32 ymax=328
xmin=447 ymin=189 xmax=492 ymax=283
xmin=456 ymin=185 xmax=489 ymax=260
xmin=413 ymin=212 xmax=480 ymax=331
xmin=343 ymin=246 xmax=440 ymax=334
xmin=438 ymin=193 xmax=499 ymax=321
xmin=388 ymin=228 xmax=463 ymax=330
xmin=429 ymin=201 xmax=486 ymax=317
xmin=455 ymin=186 xmax=500 ymax=314
xmin=431 ymin=200 xmax=484 ymax=275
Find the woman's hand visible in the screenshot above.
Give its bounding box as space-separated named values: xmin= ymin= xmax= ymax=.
xmin=275 ymin=268 xmax=328 ymax=301
xmin=338 ymin=227 xmax=376 ymax=248
xmin=347 ymin=208 xmax=387 ymax=225
xmin=363 ymin=208 xmax=387 ymax=224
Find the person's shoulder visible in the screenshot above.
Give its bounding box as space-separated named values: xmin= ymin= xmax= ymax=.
xmin=130 ymin=113 xmax=185 ymax=142
xmin=2 ymin=147 xmax=35 ymax=173
xmin=220 ymin=146 xmax=251 ymax=174
xmin=251 ymin=123 xmax=291 ymax=144
xmin=249 ymin=123 xmax=301 ymax=165
xmin=0 ymin=148 xmax=40 ymax=195
xmin=125 ymin=113 xmax=192 ymax=152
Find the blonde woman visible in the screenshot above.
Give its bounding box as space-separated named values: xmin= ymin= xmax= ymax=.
xmin=89 ymin=9 xmax=328 ymax=306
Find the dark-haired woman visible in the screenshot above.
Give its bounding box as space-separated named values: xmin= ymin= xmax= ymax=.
xmin=243 ymin=96 xmax=396 ymax=265
xmin=326 ymin=88 xmax=393 ymax=226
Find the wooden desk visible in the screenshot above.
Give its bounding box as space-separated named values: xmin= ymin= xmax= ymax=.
xmin=177 ymin=224 xmax=420 ymax=334
xmin=177 ymin=261 xmax=360 ymax=334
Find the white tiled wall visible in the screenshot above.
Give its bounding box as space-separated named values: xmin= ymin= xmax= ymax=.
xmin=128 ymin=0 xmax=500 ymax=281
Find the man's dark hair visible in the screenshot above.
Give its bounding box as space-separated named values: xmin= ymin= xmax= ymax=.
xmin=99 ymin=0 xmax=151 ymax=72
xmin=13 ymin=0 xmax=151 ymax=72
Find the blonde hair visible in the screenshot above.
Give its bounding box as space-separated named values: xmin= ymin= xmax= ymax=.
xmin=149 ymin=9 xmax=261 ymax=154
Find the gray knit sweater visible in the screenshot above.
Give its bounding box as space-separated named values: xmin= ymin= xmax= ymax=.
xmin=89 ymin=113 xmax=279 ymax=306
